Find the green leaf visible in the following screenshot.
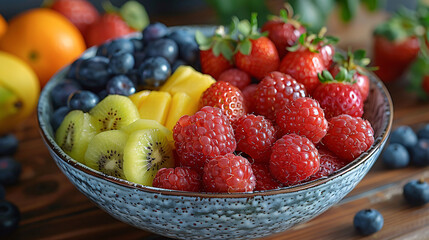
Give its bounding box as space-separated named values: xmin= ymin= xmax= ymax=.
xmin=195 ymin=31 xmax=212 ymax=49
xmin=102 ymin=1 xmax=119 ymax=13
xmin=322 ymin=70 xmax=334 ymax=81
xmin=338 ymin=0 xmax=358 ymax=22
xmin=335 ymin=67 xmax=347 ymax=81
xmin=333 ymin=52 xmax=346 ymax=63
xmin=289 ymin=0 xmax=334 ymax=33
xmin=362 ymin=0 xmax=380 ymax=12
xmin=353 ymin=49 xmax=366 ymax=60
xmin=212 ymin=40 xmax=222 ymax=56
xmin=287 ymin=44 xmax=301 ymax=52
xmin=119 ymin=1 xmax=149 ymax=31
xmin=298 ymin=33 xmax=306 ymax=45
xmin=239 ymin=38 xmax=252 ymax=55
xmin=219 ymin=41 xmax=233 ymax=60
xmin=237 ymin=20 xmax=251 ymax=36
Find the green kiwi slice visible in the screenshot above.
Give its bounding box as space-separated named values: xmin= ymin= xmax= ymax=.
xmin=84 ymin=130 xmax=128 ymax=179
xmin=55 ymin=110 xmax=96 ymax=163
xmin=123 ymin=129 xmax=174 ymax=186
xmin=89 ymin=95 xmax=140 ymax=133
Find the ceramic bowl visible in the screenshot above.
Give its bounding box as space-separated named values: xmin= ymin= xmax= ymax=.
xmin=37 ymin=26 xmax=393 ymax=240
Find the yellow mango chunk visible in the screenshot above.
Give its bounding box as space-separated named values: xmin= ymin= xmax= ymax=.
xmin=138 ymin=91 xmax=171 ymax=125
xmin=129 ymin=90 xmax=151 ymax=108
xmin=165 ymin=92 xmax=195 ymax=131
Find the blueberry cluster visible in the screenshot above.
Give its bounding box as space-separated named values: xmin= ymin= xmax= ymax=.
xmin=0 ymin=134 xmax=21 ymax=236
xmin=50 ymin=22 xmax=200 ymax=131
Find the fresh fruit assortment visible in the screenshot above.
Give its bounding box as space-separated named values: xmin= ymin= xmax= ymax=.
xmin=353 ymin=209 xmax=384 ymax=236
xmin=53 ymin=12 xmax=379 ymax=193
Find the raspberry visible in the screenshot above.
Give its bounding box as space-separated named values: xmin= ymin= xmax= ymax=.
xmin=203 ymin=153 xmax=256 ymax=192
xmin=252 ymin=163 xmax=282 ymax=191
xmin=200 ymin=81 xmax=247 ymax=122
xmin=152 ymin=167 xmax=201 ymax=192
xmin=322 ymin=114 xmax=374 ymax=162
xmin=307 ymin=147 xmax=347 ymax=181
xmin=241 ymin=84 xmax=258 ymax=113
xmin=173 ymin=106 xmax=236 ymax=170
xmin=275 ymin=97 xmax=328 ymax=144
xmin=233 ymin=114 xmax=276 ymax=163
xmin=270 ymin=134 xmax=320 ymax=185
xmin=218 ymin=68 xmax=251 ymax=90
xmin=254 ymin=71 xmax=306 ymax=120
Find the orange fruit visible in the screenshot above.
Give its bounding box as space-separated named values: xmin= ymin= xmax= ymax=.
xmin=0 ymin=14 xmax=7 ymax=38
xmin=0 ymin=9 xmax=86 ymax=87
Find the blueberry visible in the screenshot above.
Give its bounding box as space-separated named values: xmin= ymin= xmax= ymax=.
xmin=0 ymin=200 xmax=20 ymax=236
xmin=95 ymin=42 xmax=109 ymax=57
xmin=145 ymin=38 xmax=179 ymax=64
xmin=0 ymin=186 xmax=4 ymax=200
xmin=353 ymin=209 xmax=384 ymax=236
xmin=105 ymin=38 xmax=134 ymax=57
xmin=106 ymin=75 xmax=136 ymax=96
xmin=68 ymin=90 xmax=99 ymax=112
xmin=139 ymin=57 xmax=171 ymax=88
xmin=76 ymin=57 xmax=110 ymax=90
xmin=65 ymin=58 xmax=84 ymax=80
xmin=179 ymin=42 xmax=199 ymax=64
xmin=98 ymin=89 xmax=108 ymax=100
xmin=168 ymin=29 xmax=195 ymax=46
xmin=417 ymin=124 xmax=429 ymax=140
xmin=126 ymin=69 xmax=140 ymax=87
xmin=142 ymin=22 xmax=168 ymax=42
xmin=403 ymin=180 xmax=429 ymax=206
xmin=382 ymin=143 xmax=409 ymax=169
xmin=168 ymin=29 xmax=199 ymax=64
xmin=130 ymin=38 xmax=144 ymax=52
xmin=109 ymin=52 xmax=135 ymax=74
xmin=133 ymin=51 xmax=146 ymax=69
xmin=390 ymin=126 xmax=418 ymax=150
xmin=50 ymin=107 xmax=70 ymax=131
xmin=172 ymin=59 xmax=186 ymax=72
xmin=0 ymin=157 xmax=21 ymax=185
xmin=50 ymin=80 xmax=81 ymax=108
xmin=0 ymin=135 xmax=18 ymax=157
xmin=410 ymin=139 xmax=429 ymax=166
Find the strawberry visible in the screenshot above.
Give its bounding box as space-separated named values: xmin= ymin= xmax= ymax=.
xmin=85 ymin=1 xmax=148 ymax=47
xmin=50 ymin=0 xmax=99 ymax=35
xmin=423 ymin=75 xmax=429 ymax=94
xmin=218 ymin=68 xmax=251 ymax=90
xmin=313 ymin=68 xmax=364 ymax=119
xmin=261 ymin=9 xmax=305 ymax=59
xmin=234 ymin=14 xmax=280 ymax=80
xmin=195 ymin=27 xmax=234 ymax=79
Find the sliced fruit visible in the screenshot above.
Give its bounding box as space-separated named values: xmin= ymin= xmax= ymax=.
xmin=128 ymin=90 xmax=151 ymax=108
xmin=55 ymin=110 xmax=97 ymax=163
xmin=137 ymin=91 xmax=171 ymax=125
xmin=123 ymin=129 xmax=174 ymax=186
xmin=165 ymin=92 xmax=194 ymax=131
xmin=84 ymin=129 xmax=128 ymax=179
xmin=159 ymin=65 xmax=193 ymax=91
xmin=122 ymin=119 xmax=173 ymax=143
xmin=89 ymin=95 xmax=139 ymax=132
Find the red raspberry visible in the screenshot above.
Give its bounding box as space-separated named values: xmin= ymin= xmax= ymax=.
xmin=275 ymin=97 xmax=328 ymax=144
xmin=200 ymin=81 xmax=247 ymax=122
xmin=173 ymin=106 xmax=236 ymax=170
xmin=218 ymin=68 xmax=251 ymax=90
xmin=233 ymin=114 xmax=276 ymax=163
xmin=152 ymin=167 xmax=201 ymax=192
xmin=313 ymin=82 xmax=363 ymax=119
xmin=203 ymin=153 xmax=256 ymax=193
xmin=254 ymin=71 xmax=306 ymax=120
xmin=252 ymin=163 xmax=282 ymax=191
xmin=241 ymin=84 xmax=258 ymax=113
xmin=270 ymin=134 xmax=320 ymax=185
xmin=322 ymin=114 xmax=374 ymax=162
xmin=307 ymin=147 xmax=347 ymax=181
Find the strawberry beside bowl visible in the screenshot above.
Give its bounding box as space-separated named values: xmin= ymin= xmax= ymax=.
xmin=37 ymin=26 xmax=393 ymax=240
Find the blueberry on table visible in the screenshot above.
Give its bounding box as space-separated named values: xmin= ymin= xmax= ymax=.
xmin=0 ymin=134 xmax=18 ymax=156
xmin=105 ymin=38 xmax=134 ymax=57
xmin=145 ymin=38 xmax=179 ymax=64
xmin=142 ymin=22 xmax=168 ymax=42
xmin=50 ymin=80 xmax=81 ymax=109
xmin=0 ymin=186 xmax=4 ymax=200
xmin=403 ymin=180 xmax=429 ymax=206
xmin=390 ymin=125 xmax=418 ymax=150
xmin=353 ymin=209 xmax=384 ymax=236
xmin=382 ymin=143 xmax=409 ymax=169
xmin=109 ymin=52 xmax=135 ymax=74
xmin=106 ymin=75 xmax=136 ymax=96
xmin=139 ymin=57 xmax=171 ymax=88
xmin=50 ymin=107 xmax=70 ymax=131
xmin=68 ymin=90 xmax=99 ymax=112
xmin=0 ymin=200 xmax=20 ymax=236
xmin=417 ymin=124 xmax=429 ymax=140
xmin=0 ymin=157 xmax=21 ymax=185
xmin=410 ymin=139 xmax=429 ymax=166
xmin=76 ymin=56 xmax=110 ymax=90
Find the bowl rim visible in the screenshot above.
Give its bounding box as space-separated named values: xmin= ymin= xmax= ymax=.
xmin=37 ymin=27 xmax=394 ymax=199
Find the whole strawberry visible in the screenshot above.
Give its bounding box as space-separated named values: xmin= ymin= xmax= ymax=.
xmin=322 ymin=114 xmax=374 ymax=162
xmin=313 ymin=68 xmax=364 ymax=119
xmin=252 ymin=163 xmax=282 ymax=191
xmin=195 ymin=27 xmax=234 ymax=79
xmin=254 ymin=71 xmax=306 ymax=120
xmin=199 ymin=81 xmax=246 ymax=122
xmin=233 ymin=114 xmax=276 ymax=163
xmin=275 ymin=97 xmax=328 ymax=144
xmin=50 ymin=0 xmax=99 ymax=35
xmin=173 ymin=106 xmax=236 ymax=170
xmin=152 ymin=167 xmax=201 ymax=192
xmin=307 ymin=147 xmax=347 ymax=181
xmin=218 ymin=68 xmax=251 ymax=90
xmin=234 ymin=14 xmax=279 ymax=80
xmin=316 ymin=28 xmax=338 ymax=68
xmin=270 ymin=134 xmax=320 ymax=185
xmin=261 ymin=9 xmax=305 ymax=58
xmin=203 ymin=153 xmax=256 ymax=193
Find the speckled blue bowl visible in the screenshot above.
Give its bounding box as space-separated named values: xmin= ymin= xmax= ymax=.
xmin=37 ymin=26 xmax=393 ymax=240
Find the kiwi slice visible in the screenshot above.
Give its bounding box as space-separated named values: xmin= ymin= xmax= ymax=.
xmin=89 ymin=95 xmax=140 ymax=132
xmin=123 ymin=129 xmax=174 ymax=186
xmin=121 ymin=119 xmax=173 ymax=143
xmin=84 ymin=130 xmax=128 ymax=179
xmin=55 ymin=110 xmax=96 ymax=163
